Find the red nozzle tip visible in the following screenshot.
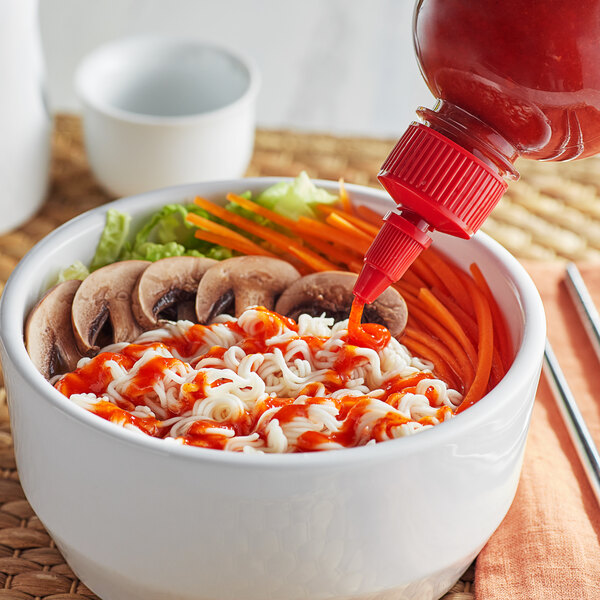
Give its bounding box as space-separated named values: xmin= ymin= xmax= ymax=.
xmin=353 ymin=212 xmax=432 ymax=304
xmin=353 ymin=263 xmax=393 ymax=305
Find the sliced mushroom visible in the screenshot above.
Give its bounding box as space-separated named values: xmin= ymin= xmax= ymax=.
xmin=132 ymin=256 xmax=217 ymax=329
xmin=275 ymin=271 xmax=408 ymax=336
xmin=25 ymin=279 xmax=84 ymax=379
xmin=71 ymin=260 xmax=150 ymax=354
xmin=195 ymin=256 xmax=301 ymax=322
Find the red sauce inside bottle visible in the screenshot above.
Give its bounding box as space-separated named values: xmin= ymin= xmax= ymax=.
xmin=415 ymin=0 xmax=600 ymax=164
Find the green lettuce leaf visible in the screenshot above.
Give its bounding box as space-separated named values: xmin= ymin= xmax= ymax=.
xmin=254 ymin=171 xmax=337 ymax=220
xmin=121 ymin=203 xmax=222 ymax=260
xmin=89 ymin=209 xmax=131 ymax=271
xmin=64 ymin=174 xmax=332 ymax=286
xmin=56 ymin=260 xmax=90 ymax=282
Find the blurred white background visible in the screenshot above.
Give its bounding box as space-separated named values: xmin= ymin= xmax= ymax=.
xmin=40 ymin=0 xmax=434 ymax=138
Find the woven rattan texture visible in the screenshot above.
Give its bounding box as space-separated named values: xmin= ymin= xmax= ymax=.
xmin=1 ymin=113 xmax=598 ymax=599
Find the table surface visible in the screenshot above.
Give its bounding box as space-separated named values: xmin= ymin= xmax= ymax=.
xmin=1 ymin=114 xmax=600 ymax=599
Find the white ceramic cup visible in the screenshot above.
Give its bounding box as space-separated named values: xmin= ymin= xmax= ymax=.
xmin=75 ymin=36 xmax=260 ymax=196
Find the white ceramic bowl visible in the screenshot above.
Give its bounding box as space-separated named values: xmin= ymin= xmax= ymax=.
xmin=0 ymin=179 xmax=545 ymax=600
xmin=75 ymin=36 xmax=260 ymax=196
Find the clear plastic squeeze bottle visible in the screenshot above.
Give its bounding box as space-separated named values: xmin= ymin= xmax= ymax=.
xmin=353 ymin=0 xmax=600 ymax=304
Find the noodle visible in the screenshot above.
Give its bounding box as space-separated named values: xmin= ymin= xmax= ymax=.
xmin=55 ymin=307 xmax=463 ymax=453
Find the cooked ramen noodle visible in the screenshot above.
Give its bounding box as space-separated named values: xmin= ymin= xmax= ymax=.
xmin=54 ymin=306 xmax=462 ymax=453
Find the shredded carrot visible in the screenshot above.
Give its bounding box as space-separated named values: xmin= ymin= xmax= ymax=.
xmin=402 ymin=298 xmax=475 ymax=390
xmin=302 ymin=235 xmax=362 ymax=271
xmin=356 ymin=204 xmax=385 ymax=227
xmin=470 ymin=263 xmax=512 ymax=369
xmin=295 ymin=217 xmax=371 ymax=255
xmin=325 ymin=213 xmax=374 ymax=244
xmin=410 ymin=255 xmax=448 ymax=294
xmin=418 ymin=287 xmax=478 ymax=368
xmin=316 ymin=204 xmax=381 ymax=236
xmin=400 ymin=336 xmax=459 ymax=391
xmin=286 ymin=245 xmax=337 ymax=272
xmin=421 ymin=248 xmax=473 ymax=316
xmin=186 ymin=212 xmax=256 ymax=245
xmin=488 ymin=348 xmax=505 ymax=389
xmin=193 ymin=197 xmax=337 ymax=271
xmin=193 ymin=230 xmax=275 ymax=257
xmin=430 ymin=287 xmax=479 ymax=346
xmin=401 ymin=268 xmax=428 ymax=289
xmin=456 ymin=272 xmax=494 ymax=412
xmin=339 ymin=178 xmax=352 ymax=213
xmin=393 ymin=280 xmax=422 ymax=298
xmin=434 ymin=276 xmax=503 ymax=391
xmin=226 ymin=193 xmax=298 ymax=231
xmin=403 ymin=327 xmax=462 ymax=383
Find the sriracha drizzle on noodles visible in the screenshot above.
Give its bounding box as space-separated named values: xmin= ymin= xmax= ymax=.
xmin=55 ymin=306 xmax=462 ymax=453
xmin=347 ymin=299 xmax=391 ymax=352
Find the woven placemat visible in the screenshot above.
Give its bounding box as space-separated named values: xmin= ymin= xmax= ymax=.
xmin=2 ymin=114 xmax=600 ymax=599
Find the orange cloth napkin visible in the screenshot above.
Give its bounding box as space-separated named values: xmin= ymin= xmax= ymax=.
xmin=475 ymin=263 xmax=600 ymax=599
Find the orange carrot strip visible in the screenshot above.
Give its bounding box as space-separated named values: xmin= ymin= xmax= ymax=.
xmin=418 ymin=287 xmax=478 ymax=368
xmin=226 ymin=193 xmax=371 ymax=266
xmin=194 ymin=197 xmax=337 ymax=271
xmin=286 ymin=245 xmax=335 ymax=272
xmin=325 ymin=213 xmax=373 ymax=244
xmin=402 ymin=268 xmax=427 ymax=289
xmin=295 ymin=217 xmax=371 ymax=255
xmin=195 ymin=196 xmax=295 ymax=247
xmin=339 ymin=178 xmax=352 ymax=213
xmin=226 ymin=193 xmax=365 ymax=269
xmin=422 ymin=248 xmax=473 ymax=315
xmin=226 ymin=193 xmax=298 ymax=231
xmin=356 ymin=204 xmax=385 ymax=227
xmin=193 ymin=230 xmax=275 ymax=257
xmin=394 ymin=280 xmax=422 ymax=298
xmin=316 ymin=205 xmax=380 ymax=236
xmin=433 ymin=283 xmax=503 ymax=390
xmin=186 ymin=212 xmax=255 ymax=244
xmin=302 ymin=235 xmax=362 ymax=271
xmin=457 ymin=274 xmax=494 ymax=412
xmin=411 ymin=255 xmax=448 ymax=294
xmin=488 ymin=348 xmax=505 ymax=389
xmin=431 ymin=287 xmax=479 ymax=346
xmin=400 ymin=336 xmax=459 ymax=391
xmin=403 ymin=327 xmax=462 ymax=383
xmin=403 ymin=298 xmax=475 ymax=389
xmin=470 ymin=263 xmax=512 ymax=370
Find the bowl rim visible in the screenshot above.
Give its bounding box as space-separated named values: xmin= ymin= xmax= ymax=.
xmin=74 ymin=33 xmax=261 ymax=126
xmin=0 ymin=177 xmax=546 ymax=468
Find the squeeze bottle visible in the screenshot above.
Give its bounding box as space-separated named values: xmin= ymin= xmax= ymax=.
xmin=353 ymin=0 xmax=600 ymax=304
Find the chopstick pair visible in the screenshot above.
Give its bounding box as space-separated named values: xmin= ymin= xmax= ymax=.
xmin=543 ymin=263 xmax=600 ymax=507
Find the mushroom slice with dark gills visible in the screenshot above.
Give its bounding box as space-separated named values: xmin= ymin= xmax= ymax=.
xmin=132 ymin=256 xmax=217 ymax=329
xmin=275 ymin=271 xmax=408 ymax=337
xmin=25 ymin=279 xmax=84 ymax=379
xmin=195 ymin=256 xmax=301 ymax=323
xmin=71 ymin=260 xmax=150 ymax=355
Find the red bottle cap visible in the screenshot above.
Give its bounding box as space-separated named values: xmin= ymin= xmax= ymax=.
xmin=379 ymin=123 xmax=507 ymax=238
xmin=353 ymin=123 xmax=508 ymax=304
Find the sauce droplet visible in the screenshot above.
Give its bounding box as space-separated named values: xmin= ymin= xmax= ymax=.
xmin=347 ymin=298 xmax=391 ymax=352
